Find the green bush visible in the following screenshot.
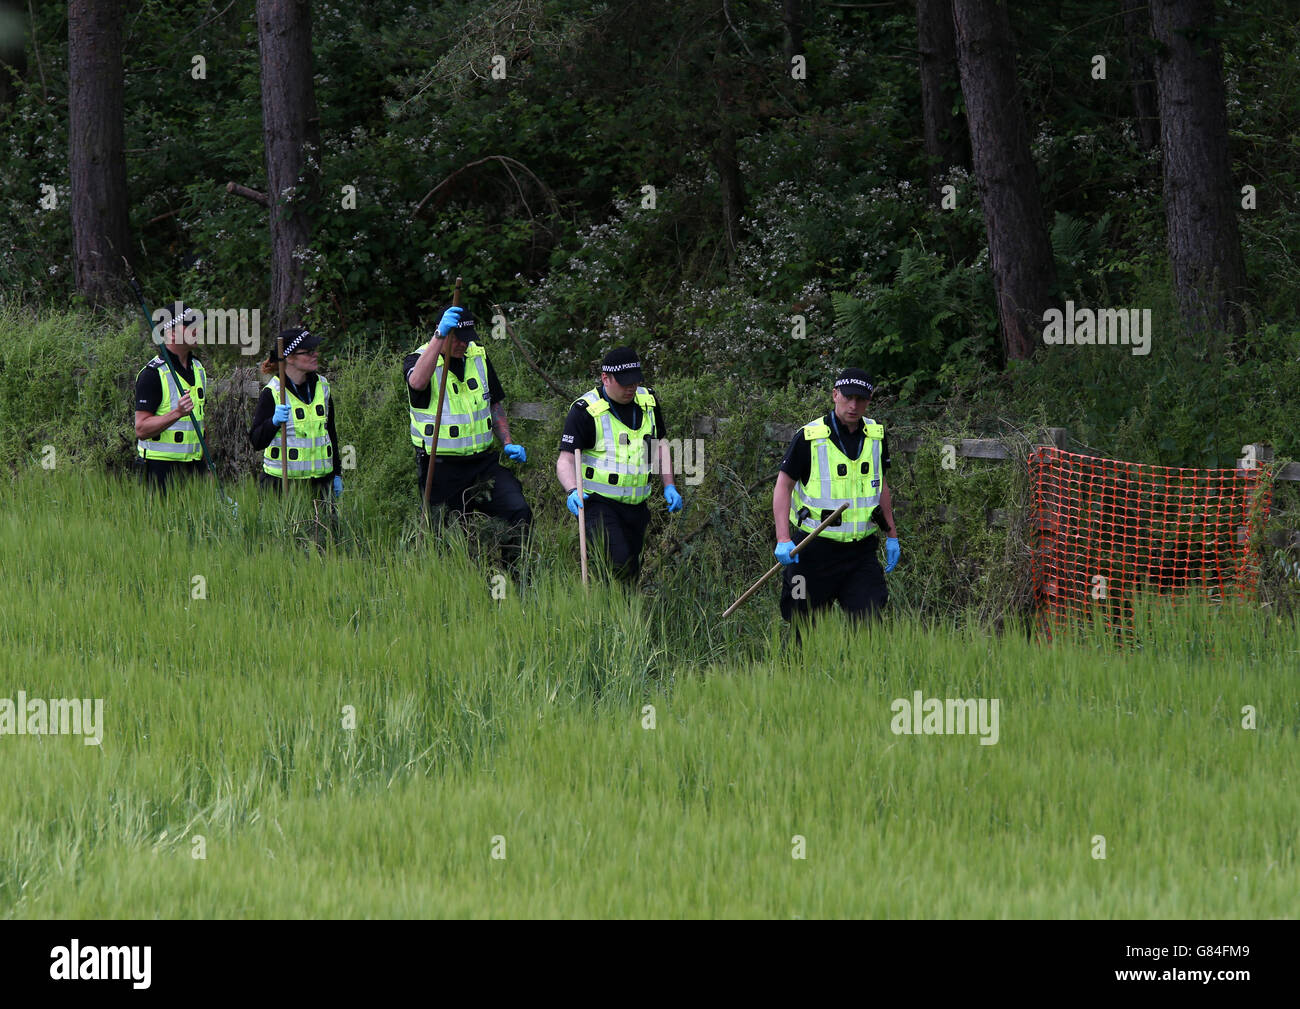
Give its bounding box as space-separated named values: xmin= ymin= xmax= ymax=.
xmin=5 ymin=301 xmax=1295 ymax=631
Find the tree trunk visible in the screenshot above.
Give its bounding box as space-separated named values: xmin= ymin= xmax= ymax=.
xmin=0 ymin=0 xmax=27 ymax=110
xmin=1121 ymin=1 xmax=1159 ymax=152
xmin=257 ymin=0 xmax=321 ymax=331
xmin=917 ymin=0 xmax=969 ymax=200
xmin=952 ymin=0 xmax=1056 ymax=362
xmin=782 ymin=0 xmax=803 ymax=67
xmin=68 ymin=0 xmax=131 ymax=307
xmin=712 ymin=48 xmax=745 ymax=265
xmin=1150 ymin=0 xmax=1246 ymax=335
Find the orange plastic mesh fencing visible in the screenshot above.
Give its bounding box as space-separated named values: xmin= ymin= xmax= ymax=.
xmin=1029 ymin=447 xmax=1272 ymax=639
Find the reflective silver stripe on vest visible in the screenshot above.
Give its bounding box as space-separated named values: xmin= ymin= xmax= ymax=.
xmin=580 ymin=474 xmax=647 ymax=500
xmin=158 ymin=361 xmax=204 ymax=421
xmin=410 ymin=353 xmax=492 ymax=450
xmin=585 ymin=413 xmax=652 ymax=476
xmin=793 ymin=436 xmax=883 ymax=534
xmin=138 ymin=439 xmax=196 ymax=457
xmin=268 ymin=462 xmax=330 ymax=475
xmin=424 ymin=433 xmax=484 ymax=451
xmin=265 ymin=458 xmax=331 ymax=476
xmin=138 ymin=360 xmax=201 ymax=457
xmin=580 ymin=405 xmax=652 ymax=500
xmin=281 ymin=457 xmax=331 ymax=474
xmin=264 ymin=374 xmax=331 ymax=476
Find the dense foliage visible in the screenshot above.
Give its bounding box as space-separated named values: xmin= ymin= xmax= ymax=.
xmin=1 ymin=1 xmax=1297 ymax=619
xmin=2 ymin=2 xmax=1296 ymax=387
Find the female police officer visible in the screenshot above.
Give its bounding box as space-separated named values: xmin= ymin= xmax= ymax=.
xmin=248 ymin=327 xmax=342 ymax=499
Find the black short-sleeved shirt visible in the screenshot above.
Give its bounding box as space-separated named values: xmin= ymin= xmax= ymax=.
xmin=134 ymin=350 xmax=201 ymax=414
xmin=558 ymin=387 xmax=667 ymax=455
xmin=779 ymin=411 xmax=892 ymax=487
xmin=247 ymin=373 xmax=339 ymax=477
xmin=402 ymin=344 xmax=505 ymax=410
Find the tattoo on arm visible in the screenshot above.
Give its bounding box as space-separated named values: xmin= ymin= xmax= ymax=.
xmin=491 ymin=402 xmax=512 ymax=443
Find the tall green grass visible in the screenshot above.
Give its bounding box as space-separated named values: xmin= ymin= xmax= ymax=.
xmin=0 ymin=470 xmax=1296 ymax=917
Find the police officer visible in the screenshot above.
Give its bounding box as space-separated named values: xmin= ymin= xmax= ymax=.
xmin=133 ymin=303 xmax=208 ymax=492
xmin=405 ymin=305 xmax=532 ymax=564
xmin=555 ymin=347 xmax=683 ymax=581
xmin=248 ymin=327 xmax=341 ymax=498
xmin=772 ymin=368 xmax=900 ymax=624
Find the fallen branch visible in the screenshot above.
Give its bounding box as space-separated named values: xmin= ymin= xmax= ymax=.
xmin=225 ymin=181 xmax=270 ymax=208
xmin=491 ymin=303 xmax=575 ymax=402
xmin=414 ymin=155 xmax=560 ymax=222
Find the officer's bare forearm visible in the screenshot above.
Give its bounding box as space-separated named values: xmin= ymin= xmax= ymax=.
xmin=773 ymin=472 xmax=795 ymax=542
xmin=557 ymin=452 xmax=579 ymax=493
xmin=880 ymin=480 xmax=898 ymax=537
xmin=657 ymin=438 xmax=676 ymax=487
xmin=491 ymin=402 xmax=513 ymax=445
xmin=407 ymin=336 xmax=445 ymax=392
xmin=134 ymin=409 xmax=183 ymax=440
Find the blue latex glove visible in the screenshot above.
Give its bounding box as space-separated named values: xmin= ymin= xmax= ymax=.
xmin=437 ymin=306 xmax=464 ymax=338
xmin=774 ymin=540 xmax=799 ymax=566
xmin=272 ymin=402 xmax=291 ymax=427
xmin=503 ymin=443 xmax=526 ymax=463
xmin=664 ymin=485 xmax=683 ymax=512
xmin=566 ymin=488 xmax=588 ymax=516
xmin=333 ymin=475 xmax=344 ymax=499
xmin=885 ymin=537 xmax=900 ymax=573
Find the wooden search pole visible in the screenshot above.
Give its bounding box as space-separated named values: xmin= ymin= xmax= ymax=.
xmin=575 ymin=448 xmax=588 ymax=588
xmin=276 ymin=336 xmax=288 ymax=492
xmin=421 ymin=277 xmax=463 ymax=520
xmin=720 ymin=503 xmax=848 ymax=618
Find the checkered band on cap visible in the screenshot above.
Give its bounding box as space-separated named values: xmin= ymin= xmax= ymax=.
xmin=162 ymin=306 xmax=198 ymax=332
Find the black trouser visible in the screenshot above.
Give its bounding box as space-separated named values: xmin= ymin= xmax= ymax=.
xmin=779 ymin=529 xmax=888 ymax=625
xmin=583 ymin=494 xmax=651 ymax=582
xmin=257 ymin=471 xmax=334 ymax=498
xmin=136 ymin=457 xmax=205 ymax=494
xmin=416 ymin=449 xmax=533 ymax=567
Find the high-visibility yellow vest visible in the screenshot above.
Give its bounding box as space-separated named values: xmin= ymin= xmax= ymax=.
xmin=790 ymin=417 xmax=885 ymax=542
xmin=578 ymin=387 xmax=657 ymax=504
xmin=263 ymin=374 xmax=333 ymax=478
xmin=408 ymin=343 xmax=493 ymax=456
xmin=136 ymin=355 xmax=207 ymax=462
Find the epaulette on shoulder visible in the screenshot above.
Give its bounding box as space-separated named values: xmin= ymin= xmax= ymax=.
xmin=802 ymin=419 xmax=830 ymax=440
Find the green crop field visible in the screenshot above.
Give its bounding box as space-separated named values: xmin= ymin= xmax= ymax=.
xmin=1 ymin=470 xmax=1296 ymax=919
